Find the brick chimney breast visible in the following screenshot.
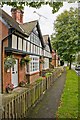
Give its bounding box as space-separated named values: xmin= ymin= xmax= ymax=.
xmin=11 ymin=8 xmax=24 ymax=24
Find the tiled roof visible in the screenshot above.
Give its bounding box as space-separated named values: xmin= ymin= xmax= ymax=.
xmin=20 ymin=20 xmax=38 ymax=35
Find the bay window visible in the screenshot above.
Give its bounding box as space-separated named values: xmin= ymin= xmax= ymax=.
xmin=27 ymin=55 xmax=39 ymax=74
xmin=43 ymin=58 xmax=49 ymax=70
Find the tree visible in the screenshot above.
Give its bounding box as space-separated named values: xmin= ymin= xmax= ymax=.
xmin=76 ymin=53 xmax=80 ymax=64
xmin=51 ymin=8 xmax=79 ymax=69
xmin=0 ymin=2 xmax=63 ymax=13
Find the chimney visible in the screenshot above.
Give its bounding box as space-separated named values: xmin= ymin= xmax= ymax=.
xmin=11 ymin=8 xmax=24 ymax=24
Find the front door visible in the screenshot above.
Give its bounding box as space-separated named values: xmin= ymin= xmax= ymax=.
xmin=11 ymin=59 xmax=18 ymax=87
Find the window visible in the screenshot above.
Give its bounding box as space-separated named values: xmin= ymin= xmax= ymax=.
xmin=12 ymin=34 xmax=17 ymax=49
xmin=27 ymin=42 xmax=30 ymax=52
xmin=18 ymin=37 xmax=22 ymax=50
xmin=23 ymin=40 xmax=26 ymax=51
xmin=43 ymin=58 xmax=49 ymax=69
xmin=27 ymin=55 xmax=39 ymax=74
xmin=30 ymin=32 xmax=41 ymax=54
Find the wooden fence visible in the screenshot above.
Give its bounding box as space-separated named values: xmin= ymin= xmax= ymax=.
xmin=0 ymin=67 xmax=65 ymax=119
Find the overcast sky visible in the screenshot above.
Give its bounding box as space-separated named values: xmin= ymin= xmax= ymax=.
xmin=2 ymin=2 xmax=78 ymax=35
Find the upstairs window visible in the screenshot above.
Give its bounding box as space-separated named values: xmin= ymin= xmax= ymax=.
xmin=30 ymin=33 xmax=40 ymax=46
xmin=43 ymin=58 xmax=49 ymax=70
xmin=18 ymin=37 xmax=22 ymax=50
xmin=23 ymin=40 xmax=26 ymax=51
xmin=12 ymin=34 xmax=17 ymax=49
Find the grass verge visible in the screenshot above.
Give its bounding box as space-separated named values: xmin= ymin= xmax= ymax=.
xmin=56 ymin=68 xmax=79 ymax=119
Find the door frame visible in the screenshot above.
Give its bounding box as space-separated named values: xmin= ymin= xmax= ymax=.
xmin=11 ymin=58 xmax=19 ymax=87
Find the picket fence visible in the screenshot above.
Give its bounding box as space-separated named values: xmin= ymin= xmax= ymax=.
xmin=0 ymin=67 xmax=65 ymax=119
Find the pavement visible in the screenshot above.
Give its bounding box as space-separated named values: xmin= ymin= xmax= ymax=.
xmin=26 ymin=71 xmax=66 ymax=118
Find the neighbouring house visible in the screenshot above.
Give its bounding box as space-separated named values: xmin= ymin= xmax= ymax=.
xmin=52 ymin=49 xmax=59 ymax=67
xmin=42 ymin=35 xmax=52 ymax=71
xmin=20 ymin=20 xmax=45 ymax=83
xmin=0 ymin=8 xmax=52 ymax=93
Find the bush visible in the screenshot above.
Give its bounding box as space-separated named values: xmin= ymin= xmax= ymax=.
xmin=45 ymin=72 xmax=52 ymax=78
xmin=4 ymin=55 xmax=16 ymax=71
xmin=36 ymin=77 xmax=43 ymax=83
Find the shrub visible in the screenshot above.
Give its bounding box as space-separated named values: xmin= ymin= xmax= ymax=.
xmin=4 ymin=55 xmax=16 ymax=71
xmin=36 ymin=77 xmax=43 ymax=83
xmin=45 ymin=72 xmax=52 ymax=78
xmin=20 ymin=56 xmax=31 ymax=67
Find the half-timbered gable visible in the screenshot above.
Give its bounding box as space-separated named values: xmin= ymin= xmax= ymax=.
xmin=43 ymin=35 xmax=52 ymax=70
xmin=20 ymin=20 xmax=44 ymax=56
xmin=20 ymin=20 xmax=44 ymax=76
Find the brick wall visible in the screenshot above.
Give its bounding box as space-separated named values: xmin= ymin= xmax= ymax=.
xmin=3 ymin=54 xmax=26 ymax=93
xmin=26 ymin=72 xmax=40 ymax=84
xmin=1 ymin=22 xmax=9 ymax=93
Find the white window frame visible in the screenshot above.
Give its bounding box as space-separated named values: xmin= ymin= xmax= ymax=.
xmin=18 ymin=37 xmax=22 ymax=50
xmin=23 ymin=40 xmax=26 ymax=51
xmin=30 ymin=32 xmax=42 ymax=54
xmin=27 ymin=55 xmax=39 ymax=74
xmin=43 ymin=58 xmax=49 ymax=70
xmin=12 ymin=34 xmax=17 ymax=49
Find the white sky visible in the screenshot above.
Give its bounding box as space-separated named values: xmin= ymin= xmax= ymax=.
xmin=2 ymin=2 xmax=78 ymax=35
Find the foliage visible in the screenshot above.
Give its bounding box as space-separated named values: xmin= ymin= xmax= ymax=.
xmin=45 ymin=72 xmax=52 ymax=78
xmin=20 ymin=56 xmax=31 ymax=67
xmin=1 ymin=2 xmax=63 ymax=13
xmin=24 ymin=56 xmax=31 ymax=63
xmin=36 ymin=77 xmax=43 ymax=83
xmin=4 ymin=55 xmax=16 ymax=71
xmin=51 ymin=8 xmax=79 ymax=69
xmin=57 ymin=68 xmax=78 ymax=118
xmin=6 ymin=83 xmax=14 ymax=93
xmin=39 ymin=59 xmax=45 ymax=64
xmin=49 ymin=2 xmax=63 ymax=13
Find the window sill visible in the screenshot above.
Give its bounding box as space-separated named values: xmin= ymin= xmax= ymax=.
xmin=26 ymin=71 xmax=39 ymax=75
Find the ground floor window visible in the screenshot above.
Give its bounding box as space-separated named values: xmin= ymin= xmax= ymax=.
xmin=43 ymin=58 xmax=49 ymax=70
xmin=27 ymin=55 xmax=39 ymax=74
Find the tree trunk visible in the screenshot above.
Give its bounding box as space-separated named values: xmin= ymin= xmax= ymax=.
xmin=69 ymin=61 xmax=72 ymax=69
xmin=69 ymin=55 xmax=72 ymax=70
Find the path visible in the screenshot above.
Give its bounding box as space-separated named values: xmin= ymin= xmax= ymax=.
xmin=26 ymin=71 xmax=66 ymax=118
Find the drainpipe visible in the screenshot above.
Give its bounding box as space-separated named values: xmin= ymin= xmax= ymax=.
xmin=0 ymin=5 xmax=2 ymax=93
xmin=0 ymin=40 xmax=2 ymax=93
xmin=0 ymin=29 xmax=15 ymax=93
